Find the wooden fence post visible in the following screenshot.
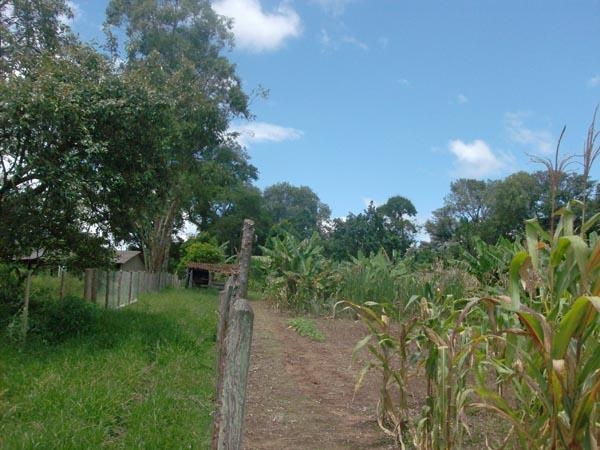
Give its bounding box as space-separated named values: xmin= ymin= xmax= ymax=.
xmin=117 ymin=270 xmax=123 ymax=307
xmin=128 ymin=271 xmax=134 ymax=304
xmin=84 ymin=269 xmax=94 ymax=302
xmin=237 ymin=219 xmax=255 ymax=300
xmin=59 ymin=268 xmax=66 ymax=300
xmin=216 ymin=298 xmax=254 ymax=450
xmin=104 ymin=270 xmax=110 ymax=309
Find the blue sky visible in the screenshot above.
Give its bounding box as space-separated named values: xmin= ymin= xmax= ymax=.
xmin=70 ymin=0 xmax=600 ymax=231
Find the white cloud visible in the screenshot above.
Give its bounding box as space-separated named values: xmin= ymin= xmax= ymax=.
xmin=213 ymin=0 xmax=301 ymax=52
xmin=588 ymin=75 xmax=600 ymax=87
xmin=319 ymin=28 xmax=332 ymax=47
xmin=341 ymin=35 xmax=368 ymax=51
xmin=319 ymin=29 xmax=368 ymax=52
xmin=377 ymin=36 xmax=389 ymax=49
xmin=448 ymin=139 xmax=509 ymax=178
xmin=457 ymin=93 xmax=469 ymax=104
xmin=229 ymin=121 xmax=303 ymax=146
xmin=397 ymin=78 xmax=411 ymax=87
xmin=506 ymin=112 xmax=554 ymax=154
xmin=311 ymin=0 xmax=354 ymax=16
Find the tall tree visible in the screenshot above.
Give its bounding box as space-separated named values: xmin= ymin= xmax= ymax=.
xmin=263 ymin=182 xmax=331 ymax=240
xmin=104 ymin=0 xmax=252 ymax=272
xmin=0 ymin=3 xmax=172 ymax=267
xmin=327 ymin=197 xmax=417 ymax=260
xmin=0 ymin=0 xmax=74 ymax=78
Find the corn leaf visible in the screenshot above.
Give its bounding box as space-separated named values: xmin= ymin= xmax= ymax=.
xmin=509 ymin=251 xmax=530 ymax=311
xmin=552 ymin=296 xmax=593 ymax=359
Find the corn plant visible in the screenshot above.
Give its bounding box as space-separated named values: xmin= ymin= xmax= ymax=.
xmin=338 ymin=297 xmax=420 ymax=445
xmin=413 ymin=294 xmax=488 ymax=450
xmin=334 ymin=250 xmax=409 ymax=306
xmin=475 ymin=204 xmax=600 ymax=449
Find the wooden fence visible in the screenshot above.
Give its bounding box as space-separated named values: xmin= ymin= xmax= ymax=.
xmin=212 ymin=219 xmax=255 ymax=450
xmin=83 ymin=269 xmax=180 ymax=309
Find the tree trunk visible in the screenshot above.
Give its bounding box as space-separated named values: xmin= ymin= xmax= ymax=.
xmin=140 ymin=199 xmax=180 ymax=273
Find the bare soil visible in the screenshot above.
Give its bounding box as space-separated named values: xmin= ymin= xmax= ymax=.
xmin=242 ymin=300 xmax=511 ymax=450
xmin=243 ymin=301 xmax=397 ymax=449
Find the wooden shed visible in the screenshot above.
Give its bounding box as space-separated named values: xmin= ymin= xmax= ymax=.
xmin=186 ymin=262 xmax=239 ymax=289
xmin=115 ymin=251 xmax=146 ymax=272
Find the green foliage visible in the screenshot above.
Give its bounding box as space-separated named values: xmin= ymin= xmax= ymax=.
xmin=103 ymin=0 xmax=254 ymax=273
xmin=0 ymin=263 xmax=24 ymax=326
xmin=25 ymin=295 xmax=101 ymax=343
xmin=461 ymin=236 xmax=517 ymax=287
xmin=263 ymin=182 xmax=331 ymax=240
xmin=327 ymin=199 xmax=417 ymax=260
xmin=474 ymin=203 xmax=600 ymax=449
xmin=176 ymin=238 xmax=224 ymax=277
xmin=259 ymin=232 xmax=330 ymax=313
xmin=334 ymin=250 xmax=407 ymax=306
xmin=287 ymin=317 xmax=325 ymax=342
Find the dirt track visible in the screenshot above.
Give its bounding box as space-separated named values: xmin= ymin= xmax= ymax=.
xmin=243 ymin=301 xmax=396 ymax=450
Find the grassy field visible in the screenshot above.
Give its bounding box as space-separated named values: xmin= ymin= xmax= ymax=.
xmin=0 ymin=288 xmax=219 ymax=449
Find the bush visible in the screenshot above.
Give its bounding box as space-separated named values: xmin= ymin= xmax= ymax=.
xmin=176 ymin=241 xmax=224 ymax=277
xmin=0 ymin=263 xmax=24 ymax=326
xmin=28 ymin=295 xmax=101 ymax=343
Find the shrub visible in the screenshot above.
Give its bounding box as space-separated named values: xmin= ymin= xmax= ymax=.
xmin=28 ymin=295 xmax=101 ymax=343
xmin=176 ymin=241 xmax=224 ymax=277
xmin=0 ymin=263 xmax=24 ymax=326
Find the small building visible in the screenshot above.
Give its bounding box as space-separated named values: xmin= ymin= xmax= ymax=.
xmin=115 ymin=251 xmax=146 ymax=272
xmin=186 ymin=262 xmax=239 ymax=288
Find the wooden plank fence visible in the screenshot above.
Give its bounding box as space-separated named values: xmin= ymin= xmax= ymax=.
xmin=83 ymin=269 xmax=180 ymax=309
xmin=212 ymin=219 xmax=255 ymax=450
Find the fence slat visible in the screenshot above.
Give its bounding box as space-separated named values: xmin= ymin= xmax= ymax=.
xmin=83 ymin=269 xmax=179 ymax=309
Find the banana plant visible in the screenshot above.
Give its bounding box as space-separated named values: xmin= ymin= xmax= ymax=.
xmin=259 ymin=232 xmax=329 ymax=312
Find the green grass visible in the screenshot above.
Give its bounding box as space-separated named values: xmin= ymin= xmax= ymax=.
xmin=0 ymin=288 xmax=219 ymax=449
xmin=287 ymin=317 xmax=325 ymax=342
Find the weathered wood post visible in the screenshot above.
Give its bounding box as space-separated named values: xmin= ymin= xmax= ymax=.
xmin=59 ymin=268 xmax=66 ymax=300
xmin=216 ymin=298 xmax=254 ymax=450
xmin=84 ymin=269 xmax=94 ymax=301
xmin=104 ymin=270 xmax=110 ymax=309
xmin=211 ymin=219 xmax=255 ymax=450
xmin=117 ymin=270 xmax=123 ymax=307
xmin=237 ymin=218 xmax=254 ymax=300
xmin=128 ymin=271 xmax=134 ymax=305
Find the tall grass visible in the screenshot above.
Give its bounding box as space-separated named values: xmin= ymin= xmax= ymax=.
xmin=0 ymin=288 xmax=218 ymax=449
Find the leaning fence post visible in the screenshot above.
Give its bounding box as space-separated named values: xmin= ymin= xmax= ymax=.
xmin=216 ymin=298 xmax=254 ymax=450
xmin=237 ymin=219 xmax=255 ymax=300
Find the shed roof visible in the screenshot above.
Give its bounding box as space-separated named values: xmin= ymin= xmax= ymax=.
xmin=186 ymin=262 xmax=239 ymax=275
xmin=115 ymin=250 xmax=143 ymax=265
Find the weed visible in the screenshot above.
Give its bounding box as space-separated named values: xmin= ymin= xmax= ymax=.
xmin=287 ymin=317 xmax=325 ymax=342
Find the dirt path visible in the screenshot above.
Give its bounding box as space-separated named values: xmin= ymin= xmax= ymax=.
xmin=243 ymin=301 xmax=396 ymax=450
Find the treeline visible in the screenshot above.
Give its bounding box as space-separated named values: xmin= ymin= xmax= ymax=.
xmin=1 ymin=1 xmax=598 ymax=275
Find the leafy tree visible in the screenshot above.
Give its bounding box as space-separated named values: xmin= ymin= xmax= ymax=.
xmin=199 ymin=184 xmax=271 ymax=254
xmin=482 ymin=171 xmax=543 ymax=242
xmin=327 ymin=198 xmax=417 ymax=260
xmin=263 ymin=182 xmax=331 ymax=240
xmin=176 ymin=238 xmax=224 ymax=277
xmin=103 ymin=0 xmax=253 ymax=272
xmin=0 ymin=0 xmax=74 ymax=78
xmin=0 ymin=7 xmax=174 ymax=268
